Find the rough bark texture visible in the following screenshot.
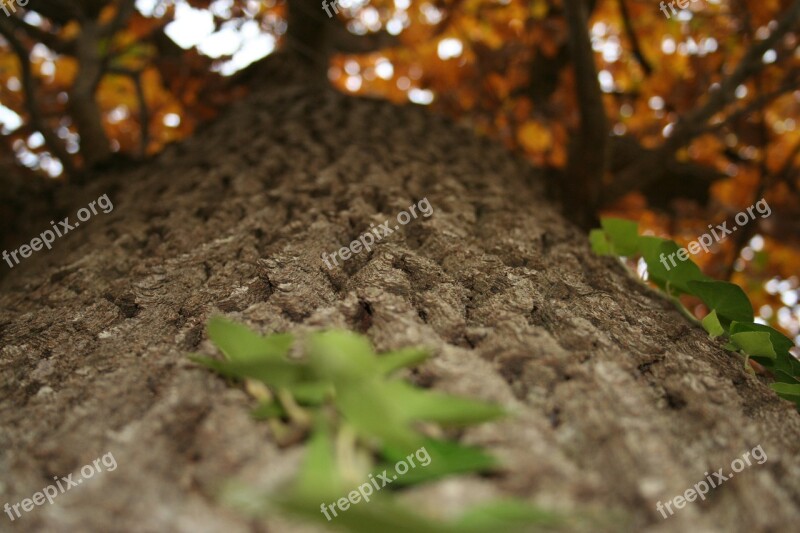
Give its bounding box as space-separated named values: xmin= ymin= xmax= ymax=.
xmin=1 ymin=57 xmax=799 ymax=533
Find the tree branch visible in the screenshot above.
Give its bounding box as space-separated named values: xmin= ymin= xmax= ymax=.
xmin=286 ymin=0 xmax=398 ymax=76
xmin=106 ymin=66 xmax=149 ymax=158
xmin=99 ymin=0 xmax=137 ymax=39
xmin=69 ymin=20 xmax=112 ymax=167
xmin=563 ymin=0 xmax=608 ymax=224
xmin=776 ymin=138 xmax=800 ymax=186
xmin=605 ymin=0 xmax=800 ymax=206
xmin=618 ymin=0 xmax=653 ymax=75
xmin=724 ymin=66 xmax=770 ymax=281
xmin=664 ymin=0 xmax=800 ymax=153
xmin=6 ymin=13 xmax=75 ymax=54
xmin=0 ymin=18 xmax=75 ymax=176
xmin=695 ymin=67 xmax=800 ymax=136
xmin=24 ymin=0 xmax=85 ymax=25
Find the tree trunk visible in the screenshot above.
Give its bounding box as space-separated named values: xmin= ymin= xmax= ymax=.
xmin=1 ymin=55 xmax=798 ymax=532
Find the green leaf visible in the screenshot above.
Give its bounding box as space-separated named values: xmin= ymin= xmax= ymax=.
xmin=658 ymin=242 xmax=708 ymax=293
xmin=207 ymin=316 xmax=293 ymax=363
xmin=589 ymin=229 xmax=613 ymax=256
xmin=771 ymin=383 xmax=800 ymax=402
xmin=251 ymin=401 xmax=285 ymax=420
xmin=335 ymin=378 xmax=421 ymax=450
xmin=701 ymin=310 xmax=725 ymax=338
xmin=194 ymin=321 xmax=567 ymax=531
xmin=730 ymin=322 xmax=800 ymax=374
xmin=189 ymin=354 xmax=313 ymax=388
xmin=600 ymin=218 xmax=639 ymax=256
xmin=380 ymin=438 xmax=499 ymax=485
xmin=454 ymin=500 xmax=563 ymax=532
xmin=637 ymin=236 xmax=671 ymax=289
xmin=197 ymin=324 xmax=508 ymax=453
xmin=286 ymin=382 xmax=334 ymax=405
xmin=378 ymin=347 xmax=430 ymax=376
xmin=293 ymin=422 xmax=341 ymax=499
xmin=686 ymin=280 xmax=754 ymax=323
xmin=773 ymin=370 xmax=800 ymax=384
xmin=730 ymin=332 xmax=776 ymax=360
xmin=383 ymin=381 xmax=506 ymax=426
xmin=307 ymin=330 xmax=378 ymax=382
xmin=638 ymin=238 xmax=709 ymax=294
xmin=730 ymin=322 xmax=794 ymax=354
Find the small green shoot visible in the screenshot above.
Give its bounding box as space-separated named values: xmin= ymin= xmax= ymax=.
xmin=193 ymin=318 xmax=564 ymax=532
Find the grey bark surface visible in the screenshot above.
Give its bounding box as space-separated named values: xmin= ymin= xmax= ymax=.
xmin=1 ymin=57 xmax=799 ymax=533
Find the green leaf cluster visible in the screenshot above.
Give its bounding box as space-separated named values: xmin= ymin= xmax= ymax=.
xmin=591 ymin=218 xmax=800 ymax=409
xmin=192 ymin=318 xmax=562 ymax=532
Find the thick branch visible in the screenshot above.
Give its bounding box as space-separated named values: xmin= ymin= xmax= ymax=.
xmin=285 ymin=0 xmax=329 ymax=73
xmin=69 ymin=20 xmax=112 ymax=167
xmin=563 ymin=0 xmax=608 ymax=223
xmin=286 ymin=0 xmax=398 ymax=76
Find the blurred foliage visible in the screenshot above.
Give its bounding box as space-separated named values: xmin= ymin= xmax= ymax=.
xmin=0 ymin=0 xmax=798 ymax=341
xmin=193 ymin=317 xmax=572 ymax=532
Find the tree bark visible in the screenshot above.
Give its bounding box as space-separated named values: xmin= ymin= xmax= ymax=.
xmin=1 ymin=54 xmax=799 ymax=532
